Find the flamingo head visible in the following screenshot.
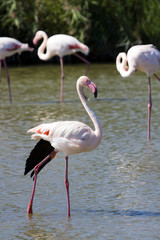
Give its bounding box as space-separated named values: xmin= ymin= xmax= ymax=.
xmin=116 ymin=52 xmax=129 ymax=74
xmin=77 ymin=76 xmax=98 ymax=98
xmin=82 ymin=45 xmax=90 ymax=55
xmin=33 ymin=30 xmax=47 ymax=45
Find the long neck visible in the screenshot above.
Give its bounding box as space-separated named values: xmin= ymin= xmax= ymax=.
xmin=77 ymin=85 xmax=103 ymax=145
xmin=116 ymin=52 xmax=136 ymax=77
xmin=37 ymin=33 xmax=52 ymax=61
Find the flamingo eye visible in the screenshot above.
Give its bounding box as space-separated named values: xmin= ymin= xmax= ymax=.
xmin=83 ymin=77 xmax=90 ymax=86
xmin=86 ymin=79 xmax=91 ymax=85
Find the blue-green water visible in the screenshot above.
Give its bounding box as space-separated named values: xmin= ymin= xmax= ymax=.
xmin=0 ymin=63 xmax=160 ymax=239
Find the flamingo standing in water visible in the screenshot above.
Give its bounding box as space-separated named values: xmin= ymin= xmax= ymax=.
xmin=0 ymin=37 xmax=33 ymax=103
xmin=24 ymin=76 xmax=102 ymax=218
xmin=116 ymin=44 xmax=160 ymax=140
xmin=33 ymin=30 xmax=90 ymax=102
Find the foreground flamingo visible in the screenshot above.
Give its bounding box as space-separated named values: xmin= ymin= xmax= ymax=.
xmin=116 ymin=44 xmax=160 ymax=140
xmin=33 ymin=30 xmax=90 ymax=102
xmin=0 ymin=37 xmax=33 ymax=103
xmin=24 ymin=76 xmax=102 ymax=217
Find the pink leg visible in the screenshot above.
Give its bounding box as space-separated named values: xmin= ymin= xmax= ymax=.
xmin=65 ymin=156 xmax=70 ymax=218
xmin=74 ymin=53 xmax=90 ymax=75
xmin=27 ymin=150 xmax=56 ymax=215
xmin=3 ymin=59 xmax=12 ymax=103
xmin=60 ymin=57 xmax=64 ymax=103
xmin=0 ymin=60 xmax=2 ymax=82
xmin=153 ymin=74 xmax=160 ymax=81
xmin=147 ymin=77 xmax=152 ymax=140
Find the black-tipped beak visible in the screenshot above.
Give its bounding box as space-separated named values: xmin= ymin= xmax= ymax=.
xmin=86 ymin=79 xmax=98 ymax=98
xmin=94 ymin=88 xmax=98 ymax=98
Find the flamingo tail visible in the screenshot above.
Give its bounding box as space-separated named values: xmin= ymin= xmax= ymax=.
xmin=24 ymin=139 xmax=54 ymax=178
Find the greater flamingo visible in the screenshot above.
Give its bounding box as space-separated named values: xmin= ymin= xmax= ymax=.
xmin=33 ymin=30 xmax=90 ymax=102
xmin=24 ymin=76 xmax=102 ymax=218
xmin=0 ymin=37 xmax=33 ymax=103
xmin=116 ymin=44 xmax=160 ymax=140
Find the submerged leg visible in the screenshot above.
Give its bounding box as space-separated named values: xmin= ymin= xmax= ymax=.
xmin=74 ymin=53 xmax=90 ymax=75
xmin=3 ymin=59 xmax=12 ymax=103
xmin=147 ymin=76 xmax=152 ymax=141
xmin=65 ymin=156 xmax=70 ymax=218
xmin=27 ymin=150 xmax=56 ymax=215
xmin=60 ymin=57 xmax=64 ymax=103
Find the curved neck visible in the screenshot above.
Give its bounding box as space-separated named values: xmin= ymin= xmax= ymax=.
xmin=37 ymin=32 xmax=52 ymax=61
xmin=77 ymin=85 xmax=102 ymax=145
xmin=116 ymin=52 xmax=136 ymax=77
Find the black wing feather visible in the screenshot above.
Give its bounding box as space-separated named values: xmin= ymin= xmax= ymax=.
xmin=24 ymin=139 xmax=54 ymax=178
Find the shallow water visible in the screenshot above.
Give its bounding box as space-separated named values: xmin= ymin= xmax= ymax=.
xmin=0 ymin=63 xmax=160 ymax=239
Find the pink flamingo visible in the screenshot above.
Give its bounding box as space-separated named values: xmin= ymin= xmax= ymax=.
xmin=33 ymin=30 xmax=90 ymax=102
xmin=116 ymin=44 xmax=160 ymax=140
xmin=24 ymin=76 xmax=102 ymax=218
xmin=0 ymin=37 xmax=33 ymax=103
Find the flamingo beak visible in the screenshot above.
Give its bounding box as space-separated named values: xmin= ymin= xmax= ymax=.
xmin=94 ymin=88 xmax=98 ymax=98
xmin=88 ymin=81 xmax=98 ymax=98
xmin=33 ymin=38 xmax=37 ymax=45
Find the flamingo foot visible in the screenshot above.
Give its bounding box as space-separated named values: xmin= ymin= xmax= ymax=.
xmin=27 ymin=203 xmax=33 ymax=215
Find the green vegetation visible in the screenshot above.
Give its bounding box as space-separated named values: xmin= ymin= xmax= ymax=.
xmin=0 ymin=0 xmax=160 ymax=62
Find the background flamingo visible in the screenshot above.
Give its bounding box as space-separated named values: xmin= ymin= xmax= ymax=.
xmin=116 ymin=44 xmax=160 ymax=140
xmin=0 ymin=37 xmax=33 ymax=103
xmin=24 ymin=76 xmax=102 ymax=218
xmin=33 ymin=30 xmax=90 ymax=102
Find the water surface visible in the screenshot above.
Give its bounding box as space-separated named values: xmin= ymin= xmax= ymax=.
xmin=0 ymin=63 xmax=160 ymax=239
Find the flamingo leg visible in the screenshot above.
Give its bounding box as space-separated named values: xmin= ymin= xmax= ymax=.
xmin=0 ymin=60 xmax=2 ymax=82
xmin=3 ymin=59 xmax=12 ymax=103
xmin=65 ymin=156 xmax=70 ymax=218
xmin=153 ymin=74 xmax=160 ymax=81
xmin=147 ymin=76 xmax=152 ymax=140
xmin=74 ymin=53 xmax=90 ymax=75
xmin=27 ymin=150 xmax=56 ymax=215
xmin=60 ymin=57 xmax=64 ymax=103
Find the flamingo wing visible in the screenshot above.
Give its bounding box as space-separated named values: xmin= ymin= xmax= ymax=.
xmin=128 ymin=45 xmax=160 ymax=74
xmin=28 ymin=121 xmax=95 ymax=156
xmin=0 ymin=37 xmax=21 ymax=59
xmin=48 ymin=34 xmax=89 ymax=57
xmin=24 ymin=139 xmax=54 ymax=178
xmin=0 ymin=37 xmax=21 ymax=50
